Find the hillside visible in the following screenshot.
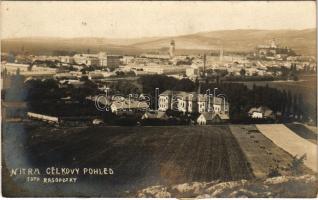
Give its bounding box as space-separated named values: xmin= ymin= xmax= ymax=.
xmin=1 ymin=29 xmax=316 ymax=56
xmin=130 ymin=29 xmax=316 ymax=55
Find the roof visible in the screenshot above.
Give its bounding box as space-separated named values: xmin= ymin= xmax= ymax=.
xmin=218 ymin=113 xmax=230 ymax=120
xmin=160 ymin=90 xmax=188 ymax=97
xmin=160 ymin=90 xmax=208 ymax=101
xmin=160 ymin=90 xmax=229 ymax=105
xmin=212 ymin=97 xmax=224 ymax=105
xmin=142 ymin=111 xmax=168 ymax=120
xmin=143 ymin=111 xmax=157 ymax=119
xmin=199 ymin=112 xmax=218 ymax=121
xmin=160 ymin=90 xmax=173 ymax=96
xmin=4 ymin=63 xmax=30 ymax=68
xmin=112 ymin=100 xmax=149 ymax=110
xmin=157 ymin=111 xmax=168 ymax=119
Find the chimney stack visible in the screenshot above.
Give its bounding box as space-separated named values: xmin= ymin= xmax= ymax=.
xmin=203 ymin=54 xmax=206 ymax=77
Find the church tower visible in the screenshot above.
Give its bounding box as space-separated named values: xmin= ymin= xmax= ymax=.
xmin=169 ymin=40 xmax=175 ymax=58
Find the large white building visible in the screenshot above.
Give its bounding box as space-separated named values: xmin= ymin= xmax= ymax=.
xmin=73 ymin=52 xmax=122 ymax=68
xmin=158 ymin=90 xmax=229 ymax=115
xmin=73 ymin=54 xmax=100 ymax=66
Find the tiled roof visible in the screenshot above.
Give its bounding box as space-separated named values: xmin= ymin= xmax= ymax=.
xmin=200 ymin=112 xmax=218 ymax=121
xmin=112 ymin=100 xmax=149 ymax=110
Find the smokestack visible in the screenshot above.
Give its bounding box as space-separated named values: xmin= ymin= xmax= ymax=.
xmin=203 ymin=54 xmax=206 ymax=77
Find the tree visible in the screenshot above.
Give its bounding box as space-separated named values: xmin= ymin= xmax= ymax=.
xmin=286 ymin=90 xmax=292 ymax=117
xmin=173 ymin=78 xmax=195 ymax=92
xmin=267 ymin=166 xmax=281 ymax=178
xmin=293 ymin=94 xmax=298 ymax=118
xmin=298 ymin=94 xmax=304 ymax=120
xmin=16 ymin=68 xmax=20 ymax=75
xmin=240 ymin=68 xmax=246 ymax=77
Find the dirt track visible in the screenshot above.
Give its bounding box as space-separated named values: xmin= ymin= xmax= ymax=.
xmin=257 ymin=124 xmax=317 ymax=173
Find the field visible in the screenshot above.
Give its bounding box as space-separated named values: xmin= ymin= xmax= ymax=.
xmin=2 ymin=123 xmax=315 ymax=197
xmin=3 ymin=123 xmax=253 ymax=197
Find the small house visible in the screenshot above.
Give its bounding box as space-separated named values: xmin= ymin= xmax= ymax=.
xmin=111 ymin=99 xmax=149 ymax=115
xmin=141 ymin=111 xmax=169 ymax=120
xmin=197 ymin=112 xmax=221 ymax=125
xmin=248 ymin=106 xmax=274 ymax=119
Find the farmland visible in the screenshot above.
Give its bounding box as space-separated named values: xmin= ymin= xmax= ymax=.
xmin=2 ymin=123 xmax=315 ymax=197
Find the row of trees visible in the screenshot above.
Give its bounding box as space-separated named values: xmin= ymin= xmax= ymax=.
xmin=201 ymin=82 xmax=309 ymax=123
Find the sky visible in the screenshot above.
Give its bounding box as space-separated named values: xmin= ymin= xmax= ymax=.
xmin=0 ymin=1 xmax=316 ymax=39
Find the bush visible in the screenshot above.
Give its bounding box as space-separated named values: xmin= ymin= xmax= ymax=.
xmin=289 ymin=154 xmax=306 ymax=175
xmin=267 ymin=166 xmax=281 ymax=178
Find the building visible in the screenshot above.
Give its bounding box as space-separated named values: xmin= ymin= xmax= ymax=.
xmin=110 ymin=99 xmax=149 ymax=115
xmin=2 ymin=63 xmax=56 ymax=76
xmin=97 ymin=52 xmax=107 ymax=67
xmin=132 ymin=65 xmax=187 ymax=75
xmin=197 ymin=112 xmax=222 ymax=125
xmin=141 ymin=111 xmax=169 ymax=120
xmin=253 ymin=39 xmax=296 ymax=60
xmin=106 ymin=55 xmax=122 ymax=68
xmin=2 ymin=63 xmax=30 ymax=75
xmin=158 ymin=90 xmax=230 ymax=115
xmin=73 ymin=54 xmax=100 ymax=66
xmin=186 ymin=66 xmax=199 ymax=78
xmin=73 ymin=52 xmax=122 ymax=68
xmin=60 ymin=56 xmax=74 ymax=64
xmin=88 ymin=71 xmax=113 ymax=80
xmin=248 ymin=106 xmax=274 ymax=119
xmin=27 ymin=112 xmax=59 ymax=123
xmin=122 ymin=56 xmax=135 ymax=65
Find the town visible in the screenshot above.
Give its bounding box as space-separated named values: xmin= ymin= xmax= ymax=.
xmin=1 ymin=38 xmax=317 ymax=126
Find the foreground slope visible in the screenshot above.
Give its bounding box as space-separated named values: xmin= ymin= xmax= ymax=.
xmin=229 ymin=125 xmax=312 ymax=178
xmin=257 ymin=124 xmax=317 ymax=172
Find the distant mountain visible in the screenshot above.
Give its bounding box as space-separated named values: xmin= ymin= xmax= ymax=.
xmin=1 ymin=29 xmax=316 ymax=56
xmin=129 ymin=29 xmax=316 ymax=56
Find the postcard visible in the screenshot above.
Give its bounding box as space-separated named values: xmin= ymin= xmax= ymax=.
xmin=1 ymin=1 xmax=317 ymax=197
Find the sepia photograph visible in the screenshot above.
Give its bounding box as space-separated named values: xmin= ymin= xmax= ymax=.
xmin=1 ymin=1 xmax=317 ymax=197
